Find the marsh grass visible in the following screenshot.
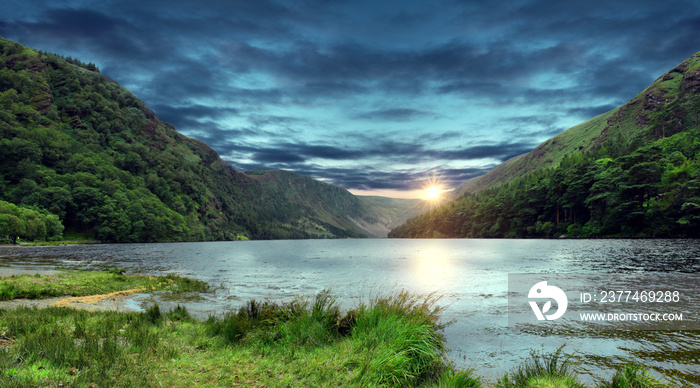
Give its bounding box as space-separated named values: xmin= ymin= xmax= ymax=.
xmin=0 ymin=269 xmax=209 ymax=300
xmin=0 ymin=287 xmax=682 ymax=387
xmin=347 ymin=290 xmax=447 ymax=386
xmin=495 ymin=347 xmax=675 ymax=388
xmin=497 ymin=346 xmax=586 ymax=388
xmin=0 ymin=289 xmax=477 ymax=387
xmin=430 ymin=368 xmax=483 ymax=388
xmin=599 ymin=364 xmax=673 ymax=388
xmin=200 ymin=289 xmax=480 ymax=387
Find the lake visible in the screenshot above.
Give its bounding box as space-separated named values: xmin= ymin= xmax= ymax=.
xmin=1 ymin=239 xmax=698 ymax=385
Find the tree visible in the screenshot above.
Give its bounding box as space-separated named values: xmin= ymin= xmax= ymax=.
xmin=0 ymin=213 xmax=24 ymax=243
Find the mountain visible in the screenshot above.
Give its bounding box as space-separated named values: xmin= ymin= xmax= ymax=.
xmin=243 ymin=169 xmax=421 ymax=238
xmin=0 ymin=37 xmax=403 ymax=242
xmin=355 ymin=196 xmax=423 ymax=236
xmin=391 ymin=51 xmax=700 ymax=238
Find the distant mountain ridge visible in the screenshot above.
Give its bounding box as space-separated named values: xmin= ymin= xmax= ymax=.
xmin=355 ymin=196 xmax=423 ymax=236
xmin=391 ymin=51 xmax=700 ymax=238
xmin=243 ymin=169 xmax=421 ymax=238
xmin=0 ymin=37 xmax=415 ymax=242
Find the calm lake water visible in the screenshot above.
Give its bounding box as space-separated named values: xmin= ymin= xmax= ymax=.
xmin=1 ymin=239 xmax=698 ymax=385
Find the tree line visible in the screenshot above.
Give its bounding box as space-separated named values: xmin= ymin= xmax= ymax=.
xmin=0 ymin=201 xmax=64 ymax=243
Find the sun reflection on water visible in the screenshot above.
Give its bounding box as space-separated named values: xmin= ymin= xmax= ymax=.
xmin=410 ymin=245 xmax=459 ymax=291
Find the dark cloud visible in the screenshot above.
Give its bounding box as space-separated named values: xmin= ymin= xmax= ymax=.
xmin=247 ymin=115 xmax=307 ymax=128
xmin=566 ymin=105 xmax=618 ymax=120
xmin=152 ymin=104 xmax=239 ymax=127
xmin=438 ymin=143 xmax=534 ymax=161
xmin=229 ymin=139 xmax=537 ymax=172
xmin=436 ymin=81 xmax=504 ymax=95
xmin=299 ymin=145 xmax=364 ymax=160
xmin=234 ymin=163 xmax=497 ymax=192
xmin=251 ymin=148 xmax=306 ymax=164
xmin=354 ymin=108 xmax=434 ymax=121
xmin=39 ymin=9 xmax=123 ymax=39
xmin=417 ymin=131 xmax=463 ymax=142
xmin=299 ymin=81 xmax=368 ymax=97
xmin=237 ymin=143 xmax=361 ymax=164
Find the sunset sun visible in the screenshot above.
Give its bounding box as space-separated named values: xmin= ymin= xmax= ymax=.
xmin=426 ymin=185 xmax=442 ymax=201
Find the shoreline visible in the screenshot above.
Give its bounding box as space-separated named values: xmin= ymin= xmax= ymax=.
xmin=0 ymin=265 xmax=221 ymax=319
xmin=0 ymin=240 xmax=100 ymax=248
xmin=2 ymin=236 xmax=699 ymax=250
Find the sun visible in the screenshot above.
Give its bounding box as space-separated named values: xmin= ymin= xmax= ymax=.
xmin=425 ymin=185 xmax=441 ymax=201
xmin=420 ymin=169 xmax=447 ymax=206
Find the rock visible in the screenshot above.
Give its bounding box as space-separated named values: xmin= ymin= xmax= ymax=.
xmin=681 ymin=67 xmax=700 ymax=93
xmin=637 ymin=91 xmax=669 ymax=127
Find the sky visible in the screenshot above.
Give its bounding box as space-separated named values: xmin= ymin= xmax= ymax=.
xmin=2 ymin=0 xmax=700 ymax=198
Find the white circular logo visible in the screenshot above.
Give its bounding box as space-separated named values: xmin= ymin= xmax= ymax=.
xmin=528 ymin=281 xmax=568 ymax=321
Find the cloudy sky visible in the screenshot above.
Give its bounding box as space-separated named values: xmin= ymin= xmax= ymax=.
xmin=2 ymin=0 xmax=700 ymax=198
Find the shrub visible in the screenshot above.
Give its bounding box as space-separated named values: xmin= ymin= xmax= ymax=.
xmin=145 ymin=302 xmax=161 ymax=324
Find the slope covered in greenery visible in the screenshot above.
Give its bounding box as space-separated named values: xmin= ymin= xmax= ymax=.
xmin=355 ymin=196 xmax=423 ymax=237
xmin=0 ymin=37 xmax=383 ymax=242
xmin=391 ymin=52 xmax=700 ymax=238
xmin=451 ymin=110 xmax=617 ymax=197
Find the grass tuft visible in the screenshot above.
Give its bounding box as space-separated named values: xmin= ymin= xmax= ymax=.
xmin=430 ymin=368 xmax=483 ymax=387
xmin=347 ymin=290 xmax=447 ymax=386
xmin=497 ymin=346 xmax=585 ymax=388
xmin=145 ymin=302 xmax=161 ymax=325
xmin=598 ymin=364 xmax=672 ymax=388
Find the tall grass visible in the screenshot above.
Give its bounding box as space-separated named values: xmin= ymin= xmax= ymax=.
xmin=201 ymin=289 xmax=461 ymax=386
xmin=497 ymin=346 xmax=586 ymax=388
xmin=598 ymin=364 xmax=672 ymax=388
xmin=430 ymin=368 xmax=483 ymax=388
xmin=205 ymin=290 xmax=340 ymax=346
xmin=495 ymin=348 xmax=675 ymax=388
xmin=347 ymin=290 xmax=447 ymax=386
xmin=0 ymin=306 xmax=164 ymax=386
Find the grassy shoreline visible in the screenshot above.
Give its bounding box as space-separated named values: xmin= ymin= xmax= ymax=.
xmin=0 ymin=269 xmax=209 ymax=301
xmin=0 ymin=271 xmax=681 ymax=387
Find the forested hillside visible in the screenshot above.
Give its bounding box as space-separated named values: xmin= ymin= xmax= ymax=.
xmin=355 ymin=196 xmax=423 ymax=236
xmin=390 ymin=52 xmax=700 ymax=238
xmin=0 ymin=37 xmax=383 ymax=242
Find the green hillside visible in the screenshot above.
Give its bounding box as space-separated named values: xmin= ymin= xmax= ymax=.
xmin=0 ymin=37 xmax=389 ymax=242
xmin=355 ymin=196 xmax=423 ymax=236
xmin=245 ymin=169 xmax=373 ymax=238
xmin=451 ymin=110 xmax=617 ymax=197
xmin=391 ymin=52 xmax=700 ymax=238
